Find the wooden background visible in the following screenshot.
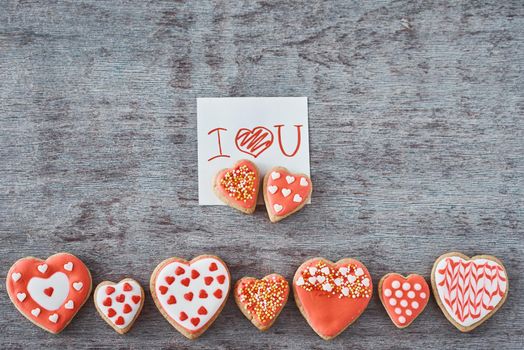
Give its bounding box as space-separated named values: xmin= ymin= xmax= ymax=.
xmin=1 ymin=1 xmax=522 ymax=349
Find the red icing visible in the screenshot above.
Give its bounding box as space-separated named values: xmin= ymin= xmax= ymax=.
xmin=167 ymin=295 xmax=177 ymax=305
xmin=209 ymin=263 xmax=218 ymax=272
xmin=44 ymin=287 xmax=54 ymax=297
xmin=380 ymin=274 xmax=429 ymax=327
xmin=115 ymin=294 xmax=125 ymax=303
xmin=191 ymin=270 xmax=200 ymax=279
xmin=181 ymin=278 xmax=190 ymax=287
xmin=132 ymin=295 xmax=141 ymax=304
xmin=294 ymin=258 xmax=372 ymax=338
xmin=198 ymin=306 xmax=208 ymax=315
xmin=115 ymin=316 xmax=125 ymax=325
xmin=179 ymin=312 xmax=188 ymax=321
xmin=123 ymin=283 xmax=132 ymax=291
xmin=165 ymin=276 xmax=175 ymax=285
xmin=123 ymin=304 xmax=132 ymax=314
xmin=265 ymin=168 xmax=312 ymax=217
xmin=190 ymin=317 xmax=200 ymax=326
xmin=184 ymin=292 xmax=194 ymax=301
xmin=199 ymin=290 xmax=208 ymax=298
xmin=106 ymin=286 xmax=115 ymax=295
xmin=107 ymin=308 xmax=116 ymax=317
xmin=103 ymin=297 xmax=112 ymax=307
xmin=214 ymin=289 xmax=223 ymax=299
xmin=215 ymin=160 xmax=259 ymax=210
xmin=159 ymin=286 xmax=168 ymax=295
xmin=6 ymin=253 xmax=92 ymax=334
xmin=204 ymin=276 xmax=214 ymax=285
xmin=217 ymin=275 xmax=226 ymax=284
xmin=175 ymin=267 xmax=185 ymax=276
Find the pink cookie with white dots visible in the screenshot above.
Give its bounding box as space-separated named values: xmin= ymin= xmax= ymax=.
xmin=379 ymin=273 xmax=430 ymax=328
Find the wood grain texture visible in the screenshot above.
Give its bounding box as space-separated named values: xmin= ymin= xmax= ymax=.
xmin=0 ymin=0 xmax=522 ymax=349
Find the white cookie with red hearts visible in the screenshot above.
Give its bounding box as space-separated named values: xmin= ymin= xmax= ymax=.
xmin=150 ymin=255 xmax=231 ymax=339
xmin=94 ymin=278 xmax=144 ymax=334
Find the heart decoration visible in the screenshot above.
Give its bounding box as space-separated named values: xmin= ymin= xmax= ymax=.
xmin=431 ymin=252 xmax=508 ymax=332
xmin=94 ymin=278 xmax=144 ymax=334
xmin=379 ymin=273 xmax=430 ymax=328
xmin=150 ymin=255 xmax=231 ymax=339
xmin=263 ymin=166 xmax=312 ymax=222
xmin=6 ymin=253 xmax=92 ymax=334
xmin=235 ymin=126 xmax=274 ymax=158
xmin=293 ymin=257 xmax=372 ymax=340
xmin=214 ymin=159 xmax=260 ymax=214
xmin=234 ymin=274 xmax=289 ymax=331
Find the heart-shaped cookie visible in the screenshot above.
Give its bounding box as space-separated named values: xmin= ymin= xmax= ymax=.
xmin=379 ymin=273 xmax=429 ymax=328
xmin=431 ymin=252 xmax=508 ymax=332
xmin=214 ymin=159 xmax=260 ymax=214
xmin=234 ymin=273 xmax=289 ymax=331
xmin=6 ymin=253 xmax=92 ymax=334
xmin=293 ymin=257 xmax=372 ymax=340
xmin=263 ymin=167 xmax=312 ymax=222
xmin=150 ymin=255 xmax=231 ymax=339
xmin=94 ymin=278 xmax=144 ymax=334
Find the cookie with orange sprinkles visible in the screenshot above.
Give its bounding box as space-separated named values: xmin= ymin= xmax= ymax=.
xmin=234 ymin=274 xmax=289 ymax=331
xmin=213 ymin=159 xmax=260 ymax=214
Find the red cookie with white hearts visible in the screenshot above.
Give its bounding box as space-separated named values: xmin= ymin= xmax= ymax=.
xmin=263 ymin=166 xmax=312 ymax=222
xmin=293 ymin=257 xmax=372 ymax=340
xmin=94 ymin=278 xmax=144 ymax=334
xmin=234 ymin=273 xmax=289 ymax=331
xmin=6 ymin=252 xmax=92 ymax=334
xmin=150 ymin=255 xmax=231 ymax=339
xmin=213 ymin=159 xmax=260 ymax=214
xmin=431 ymin=252 xmax=508 ymax=332
xmin=378 ymin=273 xmax=429 ymax=328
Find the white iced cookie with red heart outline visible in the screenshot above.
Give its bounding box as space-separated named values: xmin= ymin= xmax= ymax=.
xmin=150 ymin=255 xmax=231 ymax=339
xmin=94 ymin=278 xmax=145 ymax=334
xmin=431 ymin=252 xmax=509 ymax=332
xmin=263 ymin=166 xmax=312 ymax=223
xmin=6 ymin=252 xmax=92 ymax=334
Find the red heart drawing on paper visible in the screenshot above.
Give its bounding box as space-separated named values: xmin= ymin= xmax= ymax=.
xmin=293 ymin=258 xmax=372 ymax=340
xmin=6 ymin=253 xmax=92 ymax=334
xmin=379 ymin=273 xmax=430 ymax=328
xmin=94 ymin=278 xmax=145 ymax=334
xmin=432 ymin=252 xmax=508 ymax=332
xmin=235 ymin=126 xmax=273 ymax=158
xmin=235 ymin=274 xmax=289 ymax=330
xmin=150 ymin=255 xmax=231 ymax=339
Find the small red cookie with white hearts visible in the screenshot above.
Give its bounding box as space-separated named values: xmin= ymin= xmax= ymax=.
xmin=150 ymin=255 xmax=231 ymax=339
xmin=263 ymin=166 xmax=312 ymax=222
xmin=378 ymin=273 xmax=430 ymax=328
xmin=94 ymin=278 xmax=145 ymax=334
xmin=6 ymin=252 xmax=92 ymax=334
xmin=234 ymin=273 xmax=289 ymax=331
xmin=293 ymin=257 xmax=372 ymax=340
xmin=213 ymin=159 xmax=260 ymax=214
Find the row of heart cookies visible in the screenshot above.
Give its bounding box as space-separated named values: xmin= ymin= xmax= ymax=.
xmin=6 ymin=252 xmax=508 ymax=338
xmin=214 ymin=159 xmax=312 ymax=222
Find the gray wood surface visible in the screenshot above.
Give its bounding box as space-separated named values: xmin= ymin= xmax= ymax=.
xmin=1 ymin=1 xmax=523 ymax=349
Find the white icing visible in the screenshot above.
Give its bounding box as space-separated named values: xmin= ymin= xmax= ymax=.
xmin=31 ymin=308 xmax=41 ymax=317
xmin=73 ymin=282 xmax=83 ymax=291
xmin=407 ymin=291 xmax=415 ymax=299
xmin=435 ymin=257 xmax=507 ymax=327
xmin=402 ymin=282 xmax=411 ymax=291
xmin=320 ymin=267 xmax=330 ymax=274
xmin=347 ymin=275 xmax=356 ymax=283
xmin=95 ymin=280 xmax=142 ymax=329
xmin=362 ymin=277 xmax=370 ymax=287
xmin=155 ymin=258 xmax=229 ymax=332
xmin=293 ymin=194 xmax=303 ymax=203
xmin=339 ymin=267 xmax=348 ymax=275
xmin=355 ymin=268 xmax=364 ymax=276
xmin=394 ymin=307 xmax=401 ymax=315
xmin=12 ymin=272 xmax=21 ymax=282
xmin=389 ymin=298 xmax=397 ymax=306
xmin=49 ymin=313 xmax=59 ymax=323
xmin=27 ymin=272 xmax=69 ymax=311
xmin=300 ymin=177 xmax=308 ymax=186
xmin=17 ymin=292 xmax=26 ymax=302
xmin=322 ymin=283 xmax=332 ymax=292
xmin=384 ymin=288 xmax=392 ymax=297
xmin=406 ymin=309 xmax=412 ymax=316
xmin=281 ymin=188 xmax=291 ymax=197
xmin=316 ymin=275 xmax=325 ymax=283
xmin=64 ymin=262 xmax=73 ymax=271
xmin=400 ymin=299 xmax=408 ymax=307
xmin=411 ymin=301 xmax=419 ymax=309
xmin=395 ymin=290 xmax=403 ymax=298
xmin=285 ymin=175 xmax=295 ymax=184
xmin=334 ymin=278 xmax=342 ymax=286
xmin=391 ymin=280 xmax=400 ymax=289
xmin=308 ymin=276 xmax=316 ymax=284
xmin=398 ymin=316 xmax=406 ymax=324
xmin=341 ymin=287 xmax=349 ymax=296
xmin=296 ymin=276 xmax=304 ymax=286
xmin=271 ymin=172 xmax=280 ymax=180
xmin=267 ymin=185 xmax=278 ymax=194
xmin=37 ymin=264 xmax=48 ymax=273
xmin=308 ymin=267 xmax=317 ymax=275
xmin=273 ymin=204 xmax=283 ymax=212
xmin=420 ymin=292 xmax=427 ymax=299
xmin=414 ymin=283 xmax=422 ymax=291
xmin=64 ymin=300 xmax=74 ymax=309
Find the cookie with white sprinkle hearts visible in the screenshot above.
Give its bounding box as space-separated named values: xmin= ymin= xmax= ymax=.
xmin=378 ymin=273 xmax=430 ymax=328
xmin=263 ymin=166 xmax=312 ymax=222
xmin=94 ymin=278 xmax=144 ymax=334
xmin=150 ymin=255 xmax=231 ymax=339
xmin=213 ymin=159 xmax=260 ymax=214
xmin=431 ymin=252 xmax=508 ymax=332
xmin=234 ymin=273 xmax=289 ymax=331
xmin=6 ymin=252 xmax=92 ymax=334
xmin=293 ymin=257 xmax=372 ymax=340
